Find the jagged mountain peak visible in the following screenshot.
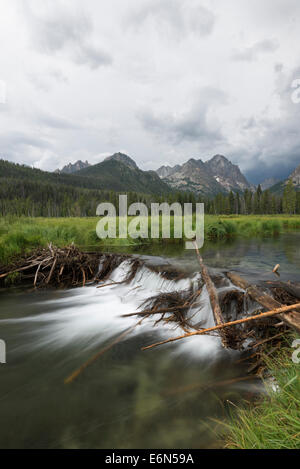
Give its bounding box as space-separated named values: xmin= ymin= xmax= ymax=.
xmin=205 ymin=155 xmax=251 ymax=192
xmin=209 ymin=154 xmax=229 ymax=164
xmin=290 ymin=164 xmax=300 ymax=186
xmin=56 ymin=160 xmax=91 ymax=174
xmin=156 ymin=154 xmax=252 ymax=195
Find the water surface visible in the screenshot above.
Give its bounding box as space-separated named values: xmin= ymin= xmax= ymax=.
xmin=0 ymin=233 xmax=299 ymax=449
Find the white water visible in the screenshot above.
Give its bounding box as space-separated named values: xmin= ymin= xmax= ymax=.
xmin=0 ymin=260 xmax=232 ymax=361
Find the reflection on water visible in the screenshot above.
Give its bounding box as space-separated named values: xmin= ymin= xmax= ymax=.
xmin=0 ymin=233 xmax=299 ymax=449
xmin=107 ymin=232 xmax=300 ymax=282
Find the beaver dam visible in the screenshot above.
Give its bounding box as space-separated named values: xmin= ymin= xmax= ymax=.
xmin=0 ymin=238 xmax=300 ymax=448
xmin=1 ymin=244 xmax=300 ymax=372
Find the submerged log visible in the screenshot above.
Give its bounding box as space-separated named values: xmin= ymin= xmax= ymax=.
xmin=226 ymin=272 xmax=300 ymax=333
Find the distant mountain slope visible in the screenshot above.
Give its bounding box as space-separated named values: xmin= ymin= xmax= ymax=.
xmin=290 ymin=164 xmax=300 ymax=188
xmin=56 ymin=160 xmax=90 ymax=174
xmin=77 ymin=154 xmax=172 ymax=194
xmin=269 ymin=163 xmax=300 ymax=194
xmin=261 ymin=177 xmax=280 ymax=191
xmin=104 ymin=152 xmax=138 ymax=170
xmin=158 ymin=158 xmax=225 ymax=196
xmin=205 ymin=155 xmax=253 ymax=192
xmin=156 ymin=154 xmax=252 ymax=195
xmin=0 ymin=155 xmax=171 ymax=195
xmin=157 ymin=165 xmax=181 ymax=179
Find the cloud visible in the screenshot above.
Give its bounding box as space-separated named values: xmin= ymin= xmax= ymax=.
xmin=35 ymin=111 xmax=79 ymax=130
xmin=27 ymin=2 xmax=112 ymax=69
xmin=137 ymin=87 xmax=226 ymax=146
xmin=73 ymin=44 xmax=112 ymax=69
xmin=229 ymin=65 xmax=300 ymax=182
xmin=232 ymin=39 xmax=279 ymax=62
xmin=0 ymin=131 xmax=52 ymax=164
xmin=127 ymin=0 xmax=215 ymax=39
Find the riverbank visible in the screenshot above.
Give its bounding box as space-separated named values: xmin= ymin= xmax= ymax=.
xmin=224 ymin=335 xmax=300 ymax=449
xmin=1 ymin=215 xmax=300 ymax=265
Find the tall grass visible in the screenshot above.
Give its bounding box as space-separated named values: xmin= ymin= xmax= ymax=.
xmin=1 ymin=215 xmax=300 ymax=265
xmin=224 ymin=338 xmax=300 ymax=449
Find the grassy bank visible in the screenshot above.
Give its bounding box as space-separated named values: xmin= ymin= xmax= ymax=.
xmin=1 ymin=215 xmax=300 ymax=265
xmin=224 ymin=338 xmax=300 ymax=449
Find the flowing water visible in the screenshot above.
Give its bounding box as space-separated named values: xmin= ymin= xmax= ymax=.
xmin=0 ymin=233 xmax=299 ymax=449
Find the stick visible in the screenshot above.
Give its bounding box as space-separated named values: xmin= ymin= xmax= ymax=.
xmin=34 ymin=262 xmax=43 ymax=287
xmin=193 ymin=241 xmax=229 ymax=347
xmin=0 ymin=262 xmax=41 ymax=279
xmin=227 ymin=272 xmax=300 ymax=333
xmin=81 ymin=268 xmax=86 ymax=287
xmin=46 ymin=258 xmax=57 ymax=284
xmin=65 ymin=319 xmax=143 ymax=385
xmin=141 ymin=303 xmax=300 ymax=351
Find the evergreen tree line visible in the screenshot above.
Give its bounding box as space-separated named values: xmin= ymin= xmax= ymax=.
xmin=0 ymin=177 xmax=299 ymax=217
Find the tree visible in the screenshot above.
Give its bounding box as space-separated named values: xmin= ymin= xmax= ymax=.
xmin=283 ymin=179 xmax=296 ymax=214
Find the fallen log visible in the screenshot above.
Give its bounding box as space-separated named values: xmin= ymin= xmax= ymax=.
xmin=193 ymin=241 xmax=229 ymax=347
xmin=227 ymin=272 xmax=300 ymax=333
xmin=141 ymin=303 xmax=300 ymax=351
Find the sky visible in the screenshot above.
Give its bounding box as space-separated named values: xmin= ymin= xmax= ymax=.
xmin=0 ymin=0 xmax=300 ymax=183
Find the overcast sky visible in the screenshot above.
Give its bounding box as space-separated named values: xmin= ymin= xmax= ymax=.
xmin=0 ymin=0 xmax=300 ymax=183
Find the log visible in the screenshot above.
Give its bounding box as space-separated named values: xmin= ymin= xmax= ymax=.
xmin=141 ymin=303 xmax=300 ymax=351
xmin=227 ymin=272 xmax=300 ymax=333
xmin=193 ymin=241 xmax=229 ymax=347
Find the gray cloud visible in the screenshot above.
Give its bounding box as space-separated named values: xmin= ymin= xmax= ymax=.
xmin=73 ymin=44 xmax=112 ymax=69
xmin=127 ymin=0 xmax=215 ymax=39
xmin=27 ymin=3 xmax=112 ymax=69
xmin=35 ymin=112 xmax=80 ymax=130
xmin=0 ymin=131 xmax=52 ymax=164
xmin=138 ymin=88 xmax=226 ymax=146
xmin=232 ymin=39 xmax=279 ymax=62
xmin=229 ymin=65 xmax=300 ymax=182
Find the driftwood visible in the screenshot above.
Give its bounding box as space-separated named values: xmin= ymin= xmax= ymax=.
xmin=227 ymin=272 xmax=300 ymax=333
xmin=0 ymin=245 xmax=135 ymax=289
xmin=129 ymin=287 xmax=203 ymax=331
xmin=193 ymin=241 xmax=230 ymax=347
xmin=141 ymin=303 xmax=300 ymax=351
xmin=263 ymin=281 xmax=300 ymax=301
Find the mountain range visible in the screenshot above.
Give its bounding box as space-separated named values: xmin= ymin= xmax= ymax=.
xmin=156 ymin=154 xmax=254 ymax=195
xmin=56 ymin=153 xmax=254 ymax=196
xmin=3 ymin=152 xmax=300 ymax=198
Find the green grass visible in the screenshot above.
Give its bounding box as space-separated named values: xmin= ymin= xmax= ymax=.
xmin=224 ymin=338 xmax=300 ymax=449
xmin=1 ymin=215 xmax=300 ymax=265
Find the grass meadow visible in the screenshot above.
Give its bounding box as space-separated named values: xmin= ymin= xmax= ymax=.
xmin=1 ymin=214 xmax=300 ymax=265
